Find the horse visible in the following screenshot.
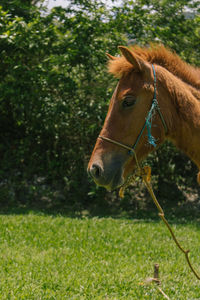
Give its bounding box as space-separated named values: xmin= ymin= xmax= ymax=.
xmin=88 ymin=45 xmax=200 ymax=192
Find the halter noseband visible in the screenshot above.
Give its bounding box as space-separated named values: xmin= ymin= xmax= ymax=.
xmin=98 ymin=64 xmax=167 ymax=157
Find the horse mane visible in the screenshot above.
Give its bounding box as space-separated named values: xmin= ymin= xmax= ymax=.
xmin=108 ymin=45 xmax=200 ymax=90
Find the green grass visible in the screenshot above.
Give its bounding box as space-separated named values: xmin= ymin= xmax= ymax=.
xmin=0 ymin=213 xmax=199 ymax=299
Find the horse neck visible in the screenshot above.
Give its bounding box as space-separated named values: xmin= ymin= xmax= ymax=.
xmin=158 ymin=66 xmax=200 ymax=169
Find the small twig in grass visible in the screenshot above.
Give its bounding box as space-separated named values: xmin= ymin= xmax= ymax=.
xmin=143 ymin=264 xmax=170 ymax=300
xmin=154 ymin=264 xmax=170 ymax=300
xmin=154 ymin=263 xmax=160 ymax=285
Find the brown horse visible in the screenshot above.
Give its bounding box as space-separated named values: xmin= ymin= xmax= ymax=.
xmin=88 ymin=45 xmax=200 ymax=191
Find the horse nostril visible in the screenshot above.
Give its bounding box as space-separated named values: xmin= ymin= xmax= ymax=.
xmin=89 ymin=164 xmax=102 ymax=180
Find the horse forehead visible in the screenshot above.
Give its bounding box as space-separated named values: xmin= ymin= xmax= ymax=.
xmin=116 ymin=72 xmax=143 ymax=97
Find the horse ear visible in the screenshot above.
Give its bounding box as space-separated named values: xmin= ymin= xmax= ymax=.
xmin=106 ymin=53 xmax=117 ymax=60
xmin=118 ymin=46 xmax=148 ymax=73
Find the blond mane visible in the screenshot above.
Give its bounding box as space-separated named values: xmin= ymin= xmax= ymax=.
xmin=108 ymin=45 xmax=200 ymax=90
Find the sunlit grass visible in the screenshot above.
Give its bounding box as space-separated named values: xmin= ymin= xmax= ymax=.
xmin=0 ymin=214 xmax=199 ymax=299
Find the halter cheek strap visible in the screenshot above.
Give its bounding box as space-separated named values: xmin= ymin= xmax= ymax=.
xmin=152 ymin=65 xmax=168 ymax=135
xmin=99 ymin=64 xmax=168 ymax=156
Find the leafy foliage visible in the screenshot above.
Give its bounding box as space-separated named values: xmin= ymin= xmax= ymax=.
xmin=0 ymin=0 xmax=199 ymax=208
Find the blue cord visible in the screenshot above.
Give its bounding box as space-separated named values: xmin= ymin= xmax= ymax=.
xmin=146 ymin=98 xmax=157 ymax=147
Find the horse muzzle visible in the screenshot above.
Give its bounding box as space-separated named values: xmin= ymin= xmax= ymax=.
xmin=87 ymin=153 xmax=126 ymax=191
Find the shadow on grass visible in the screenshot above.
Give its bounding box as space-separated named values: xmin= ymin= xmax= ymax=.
xmin=0 ymin=187 xmax=200 ymax=227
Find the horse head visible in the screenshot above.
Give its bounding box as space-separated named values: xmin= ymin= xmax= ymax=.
xmin=88 ymin=46 xmax=169 ymax=191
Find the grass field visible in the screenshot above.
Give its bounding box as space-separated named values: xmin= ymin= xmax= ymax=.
xmin=0 ymin=213 xmax=199 ymax=299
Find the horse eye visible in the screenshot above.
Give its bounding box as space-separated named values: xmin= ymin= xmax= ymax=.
xmin=122 ymin=96 xmax=136 ymax=108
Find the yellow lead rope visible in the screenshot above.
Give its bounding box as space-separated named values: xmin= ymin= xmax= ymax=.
xmin=119 ymin=164 xmax=200 ymax=281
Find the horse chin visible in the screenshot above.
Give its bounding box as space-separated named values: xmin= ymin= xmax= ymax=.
xmin=105 ymin=183 xmax=121 ymax=192
xmin=104 ymin=175 xmax=124 ymax=192
xmin=105 ymin=169 xmax=137 ymax=192
xmin=105 ymin=164 xmax=137 ymax=192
